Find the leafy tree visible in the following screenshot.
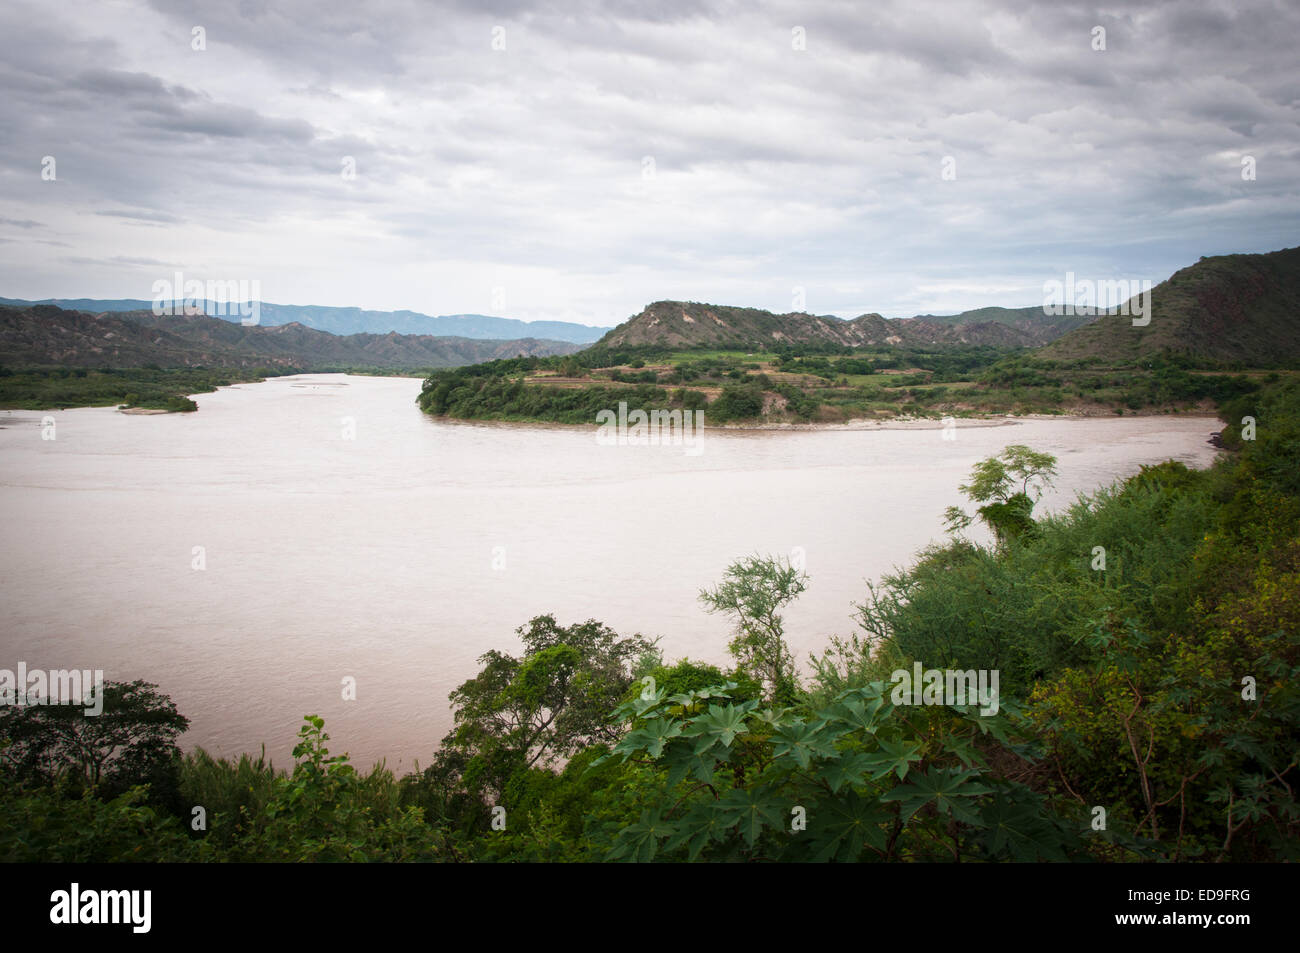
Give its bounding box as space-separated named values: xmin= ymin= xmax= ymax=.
xmin=0 ymin=679 xmax=189 ymax=810
xmin=426 ymin=615 xmax=655 ymax=822
xmin=700 ymin=555 xmax=807 ymax=703
xmin=709 ymin=383 xmax=764 ymax=421
xmin=944 ymin=444 xmax=1058 ymax=545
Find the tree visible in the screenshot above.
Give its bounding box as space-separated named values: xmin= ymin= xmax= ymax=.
xmin=0 ymin=679 xmax=189 ymax=809
xmin=943 ymin=444 xmax=1058 ymax=546
xmin=699 ymin=554 xmax=807 ymax=703
xmin=427 ymin=615 xmax=655 ymax=819
xmin=709 ymin=383 xmax=764 ymax=421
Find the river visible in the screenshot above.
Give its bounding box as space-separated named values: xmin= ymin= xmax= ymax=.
xmin=0 ymin=374 xmax=1221 ymax=771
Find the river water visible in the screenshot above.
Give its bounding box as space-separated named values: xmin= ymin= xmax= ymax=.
xmin=0 ymin=374 xmax=1221 ymax=771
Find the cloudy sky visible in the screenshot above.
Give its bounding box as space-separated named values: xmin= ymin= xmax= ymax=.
xmin=2 ymin=0 xmax=1297 ymax=327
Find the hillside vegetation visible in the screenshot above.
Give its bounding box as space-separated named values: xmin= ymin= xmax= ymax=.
xmin=420 ymin=247 xmax=1299 ymax=426
xmin=1043 ymin=246 xmax=1300 ymax=366
xmin=598 ymin=300 xmax=1078 ymax=351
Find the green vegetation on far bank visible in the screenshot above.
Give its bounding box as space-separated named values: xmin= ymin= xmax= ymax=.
xmin=0 ymin=365 xmax=296 ymax=413
xmin=0 ymin=364 xmax=443 ymax=413
xmin=419 ymin=344 xmax=1275 ymax=425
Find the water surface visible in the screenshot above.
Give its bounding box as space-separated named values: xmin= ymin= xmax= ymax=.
xmin=0 ymin=375 xmax=1221 ymax=770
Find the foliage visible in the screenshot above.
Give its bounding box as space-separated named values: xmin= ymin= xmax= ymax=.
xmin=226 ymin=716 xmax=447 ymax=861
xmin=943 ymin=445 xmax=1058 ymax=545
xmin=700 ymin=555 xmax=807 ymax=704
xmin=425 ymin=614 xmax=655 ymax=827
xmin=0 ymin=781 xmax=196 ymax=862
xmin=599 ymin=680 xmax=1093 ymax=862
xmin=7 ymin=379 xmax=1300 ymax=863
xmin=0 ymin=679 xmax=189 ymax=811
xmin=0 ymin=365 xmax=282 ymax=412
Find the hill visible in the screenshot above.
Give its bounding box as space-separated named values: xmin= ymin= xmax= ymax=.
xmin=0 ymin=298 xmax=611 ymax=344
xmin=0 ymin=304 xmax=582 ymax=370
xmin=1041 ymin=246 xmax=1300 ymax=366
xmin=910 ymin=305 xmax=1097 ymax=346
xmin=596 ymin=301 xmax=1084 ymax=351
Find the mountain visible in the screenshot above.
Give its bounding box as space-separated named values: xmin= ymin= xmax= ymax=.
xmin=909 ymin=305 xmax=1098 ymax=346
xmin=1041 ymin=246 xmax=1300 ymax=366
xmin=0 ymin=298 xmax=612 ymax=344
xmin=0 ymin=304 xmax=582 ymax=370
xmin=596 ymin=301 xmax=1071 ymax=350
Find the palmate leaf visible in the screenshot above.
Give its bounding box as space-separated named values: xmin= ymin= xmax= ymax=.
xmin=751 ymin=706 xmax=796 ymax=728
xmin=826 ymin=691 xmax=888 ymax=735
xmin=714 ymin=787 xmax=788 ymax=847
xmin=979 ymin=790 xmax=1068 ymax=861
xmin=932 ymin=725 xmax=982 ymax=770
xmin=681 ymin=702 xmax=754 ymax=754
xmin=771 ymin=720 xmax=841 ymax=770
xmin=1224 ymin=732 xmax=1271 ymax=764
xmin=820 ymin=752 xmax=876 ymax=794
xmin=608 ymin=809 xmax=677 ymax=863
xmin=861 ymin=736 xmax=924 ymax=781
xmin=665 ymin=681 xmax=737 ymax=710
xmin=880 ymin=767 xmax=992 ymax=824
xmin=611 ymin=688 xmax=668 ymax=723
xmin=664 ymin=744 xmax=714 ymax=789
xmin=807 ymin=791 xmax=891 ymax=862
xmin=663 ymin=805 xmax=729 ymax=861
xmin=1196 ymin=746 xmax=1228 ymax=770
xmin=621 ymin=716 xmax=683 ymax=759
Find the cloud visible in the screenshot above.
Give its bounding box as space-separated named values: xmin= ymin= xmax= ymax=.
xmin=0 ymin=0 xmax=1296 ymax=319
xmin=93 ymin=209 xmax=183 ymax=224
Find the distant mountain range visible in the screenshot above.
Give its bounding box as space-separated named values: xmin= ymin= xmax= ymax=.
xmin=7 ymin=245 xmax=1295 ymax=371
xmin=0 ymin=304 xmax=582 ymax=370
xmin=1041 ymin=246 xmax=1300 ymax=366
xmin=596 ymin=301 xmax=1094 ymax=350
xmin=0 ymin=298 xmax=612 ymax=345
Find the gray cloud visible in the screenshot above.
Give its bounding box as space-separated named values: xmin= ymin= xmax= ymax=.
xmin=93 ymin=209 xmax=183 ymax=224
xmin=1 ymin=0 xmax=1296 ymax=320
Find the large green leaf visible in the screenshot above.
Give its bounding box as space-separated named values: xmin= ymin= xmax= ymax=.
xmin=714 ymin=787 xmax=787 ymax=847
xmin=771 ymin=720 xmax=840 ymax=769
xmin=881 ymin=768 xmax=992 ymax=824
xmin=682 ymin=703 xmax=753 ymax=753
xmin=861 ymin=736 xmax=924 ymax=781
xmin=820 ymin=752 xmax=876 ymax=794
xmin=609 ymin=809 xmax=677 ymax=863
xmin=806 ymin=791 xmax=891 ymax=862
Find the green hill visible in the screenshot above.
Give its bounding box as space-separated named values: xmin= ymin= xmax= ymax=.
xmin=596 ymin=301 xmax=1060 ymax=351
xmin=1042 ymin=246 xmax=1300 ymax=366
xmin=911 ymin=305 xmax=1097 ymax=345
xmin=0 ymin=303 xmax=582 ymax=371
